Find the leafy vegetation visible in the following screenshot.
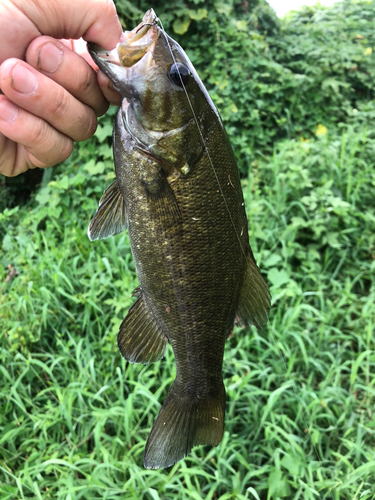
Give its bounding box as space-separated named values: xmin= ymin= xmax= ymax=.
xmin=1 ymin=0 xmax=375 ymax=498
xmin=116 ymin=0 xmax=375 ymax=172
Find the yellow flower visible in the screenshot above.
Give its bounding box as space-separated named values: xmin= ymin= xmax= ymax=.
xmin=364 ymin=47 xmax=372 ymax=56
xmin=315 ymin=124 xmax=327 ymax=136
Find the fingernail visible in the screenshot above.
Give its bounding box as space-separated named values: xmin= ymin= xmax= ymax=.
xmin=38 ymin=43 xmax=63 ymax=73
xmin=0 ymin=99 xmax=18 ymax=123
xmin=11 ymin=64 xmax=38 ymax=94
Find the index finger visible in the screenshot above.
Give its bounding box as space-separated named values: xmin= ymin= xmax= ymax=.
xmin=26 ymin=37 xmax=109 ymax=117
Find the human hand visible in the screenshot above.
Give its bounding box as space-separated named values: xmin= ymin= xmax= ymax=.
xmin=0 ymin=0 xmax=123 ymax=177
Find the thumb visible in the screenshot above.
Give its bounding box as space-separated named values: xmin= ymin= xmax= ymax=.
xmin=13 ymin=0 xmax=123 ymax=49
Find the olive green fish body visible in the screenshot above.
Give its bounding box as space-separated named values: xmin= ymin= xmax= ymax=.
xmin=88 ymin=10 xmax=270 ymax=469
xmin=115 ymin=106 xmax=245 ymax=364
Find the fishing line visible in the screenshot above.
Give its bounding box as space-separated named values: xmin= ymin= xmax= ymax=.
xmin=156 ymin=17 xmax=331 ymax=486
xmin=157 ymin=18 xmax=248 ymax=261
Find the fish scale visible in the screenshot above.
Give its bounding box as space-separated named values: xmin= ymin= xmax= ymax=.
xmin=87 ymin=9 xmax=271 ymax=469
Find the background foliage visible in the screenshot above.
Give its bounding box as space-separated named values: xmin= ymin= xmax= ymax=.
xmin=117 ymin=0 xmax=375 ymax=171
xmin=1 ymin=0 xmax=375 ymax=498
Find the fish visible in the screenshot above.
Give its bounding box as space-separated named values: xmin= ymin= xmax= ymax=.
xmin=87 ymin=9 xmax=271 ymax=470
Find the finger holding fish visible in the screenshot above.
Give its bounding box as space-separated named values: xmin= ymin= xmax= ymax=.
xmin=0 ymin=93 xmax=73 ymax=175
xmin=0 ymin=49 xmax=101 ymax=176
xmin=25 ymin=37 xmax=110 ymax=117
xmin=0 ymin=0 xmax=124 ymax=177
xmin=96 ymin=69 xmax=122 ymax=106
xmin=0 ymin=36 xmax=122 ymax=177
xmin=0 ymin=58 xmax=98 ymax=142
xmin=25 ymin=36 xmax=121 ymax=113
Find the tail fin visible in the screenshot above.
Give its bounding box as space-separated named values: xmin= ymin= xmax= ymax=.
xmin=143 ymin=382 xmax=226 ymax=469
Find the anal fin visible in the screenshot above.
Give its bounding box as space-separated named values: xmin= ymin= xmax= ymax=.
xmin=88 ymin=180 xmax=126 ymax=241
xmin=236 ymin=251 xmax=271 ymax=329
xmin=118 ymin=289 xmax=168 ymax=364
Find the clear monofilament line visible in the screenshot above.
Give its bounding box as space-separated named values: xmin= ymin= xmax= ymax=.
xmin=157 ymin=18 xmax=248 ymax=261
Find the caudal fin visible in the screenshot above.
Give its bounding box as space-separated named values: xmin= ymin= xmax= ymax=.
xmin=143 ymin=382 xmax=226 ymax=469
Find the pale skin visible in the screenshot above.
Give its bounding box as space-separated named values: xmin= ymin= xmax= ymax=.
xmin=0 ymin=0 xmax=123 ymax=177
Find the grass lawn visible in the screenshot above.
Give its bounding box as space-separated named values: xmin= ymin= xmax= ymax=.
xmin=1 ymin=119 xmax=375 ymax=499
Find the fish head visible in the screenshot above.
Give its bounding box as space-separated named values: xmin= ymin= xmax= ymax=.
xmin=88 ymin=9 xmax=219 ymax=174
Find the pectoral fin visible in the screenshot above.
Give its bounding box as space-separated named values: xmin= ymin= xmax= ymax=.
xmin=142 ymin=170 xmax=182 ymax=228
xmin=88 ymin=181 xmax=126 ymax=241
xmin=236 ymin=251 xmax=271 ymax=330
xmin=118 ymin=288 xmax=168 ymax=364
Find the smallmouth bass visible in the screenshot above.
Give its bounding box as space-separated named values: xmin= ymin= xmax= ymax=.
xmin=88 ymin=9 xmax=270 ymax=470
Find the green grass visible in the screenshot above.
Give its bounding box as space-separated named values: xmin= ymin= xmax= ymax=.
xmin=1 ymin=123 xmax=375 ymax=499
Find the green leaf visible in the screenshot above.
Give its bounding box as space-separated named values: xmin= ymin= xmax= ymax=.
xmin=263 ymin=254 xmax=282 ymax=268
xmin=2 ymin=234 xmax=13 ymax=252
xmin=147 ymin=489 xmax=161 ymax=500
xmin=0 ymin=206 xmax=19 ymax=221
xmin=267 ymin=268 xmax=289 ymax=287
xmin=234 ymin=20 xmax=247 ymax=31
xmin=268 ymin=469 xmax=291 ymax=498
xmin=173 ymin=16 xmax=191 ymax=35
xmin=350 ymin=350 xmax=372 ymax=387
xmin=95 ymin=122 xmax=113 ymax=142
xmin=291 ymin=216 xmax=308 ymax=228
xmin=281 ymin=454 xmax=302 ymax=475
xmin=84 ymin=160 xmax=106 ymax=176
xmin=53 ymin=176 xmax=69 ymax=191
xmin=187 ymin=9 xmax=207 ymax=21
xmin=247 ymin=487 xmax=261 ymax=500
xmin=325 ymin=232 xmax=341 ymax=248
xmin=215 ymin=2 xmax=232 ymax=16
xmin=36 ymin=186 xmax=51 ymax=205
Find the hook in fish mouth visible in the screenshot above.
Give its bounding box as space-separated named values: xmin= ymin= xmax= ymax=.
xmin=135 ymin=8 xmax=159 ymax=35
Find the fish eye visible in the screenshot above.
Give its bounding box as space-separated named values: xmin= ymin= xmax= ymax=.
xmin=168 ymin=62 xmax=190 ymax=87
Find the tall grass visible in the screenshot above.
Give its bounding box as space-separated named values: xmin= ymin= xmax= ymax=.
xmin=1 ymin=123 xmax=374 ymax=499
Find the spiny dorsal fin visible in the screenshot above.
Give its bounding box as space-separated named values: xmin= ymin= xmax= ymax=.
xmin=118 ymin=289 xmax=168 ymax=364
xmin=236 ymin=251 xmax=271 ymax=330
xmin=88 ymin=180 xmax=126 ymax=241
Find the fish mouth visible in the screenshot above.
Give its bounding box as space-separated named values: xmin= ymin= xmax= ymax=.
xmin=88 ymin=9 xmax=159 ymax=71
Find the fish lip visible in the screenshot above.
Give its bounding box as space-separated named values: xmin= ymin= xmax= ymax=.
xmin=88 ymin=9 xmax=159 ymax=70
xmin=87 ymin=42 xmax=121 ymax=67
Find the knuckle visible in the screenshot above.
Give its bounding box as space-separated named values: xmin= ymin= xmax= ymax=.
xmin=85 ymin=111 xmax=98 ymax=138
xmin=44 ymin=135 xmax=73 ymax=164
xmin=77 ymin=69 xmax=108 ymax=117
xmin=49 ymin=86 xmax=69 ymax=117
xmin=58 ymin=139 xmax=74 ymax=163
xmin=30 ymin=119 xmax=51 ymax=148
xmin=0 ymin=137 xmax=15 ymax=176
xmin=26 ymin=133 xmax=73 ymax=168
xmin=0 ymin=141 xmax=28 ymax=177
xmin=77 ymin=68 xmax=95 ymax=95
xmin=74 ymin=110 xmax=97 ymax=141
xmin=0 ymin=156 xmax=14 ymax=177
xmin=96 ymin=99 xmax=109 ymax=118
